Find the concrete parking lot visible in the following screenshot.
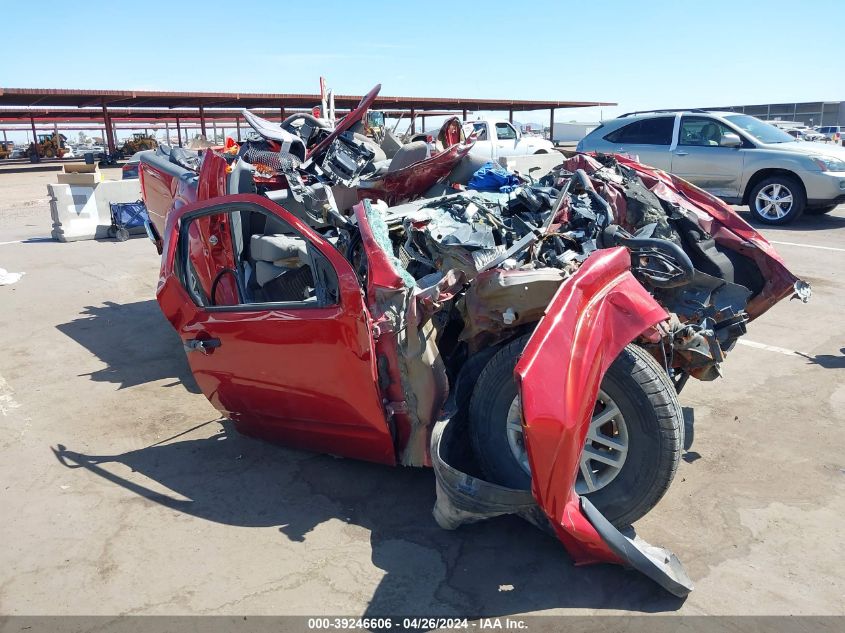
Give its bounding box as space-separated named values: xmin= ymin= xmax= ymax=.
xmin=0 ymin=167 xmax=843 ymax=616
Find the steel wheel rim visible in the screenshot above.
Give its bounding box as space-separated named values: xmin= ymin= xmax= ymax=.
xmin=506 ymin=390 xmax=629 ymax=494
xmin=755 ymin=183 xmax=794 ymax=219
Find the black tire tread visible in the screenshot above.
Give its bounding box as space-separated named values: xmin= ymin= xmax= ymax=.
xmin=468 ymin=336 xmax=683 ymax=527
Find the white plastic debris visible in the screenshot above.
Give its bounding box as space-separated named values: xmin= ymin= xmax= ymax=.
xmin=0 ymin=268 xmax=24 ymax=286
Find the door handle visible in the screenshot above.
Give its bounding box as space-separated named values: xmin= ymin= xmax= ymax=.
xmin=674 ymin=150 xmax=689 ymax=156
xmin=184 ymin=337 xmax=221 ymax=354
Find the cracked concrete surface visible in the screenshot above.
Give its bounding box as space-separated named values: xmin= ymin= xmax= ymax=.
xmin=0 ymin=169 xmax=843 ymax=616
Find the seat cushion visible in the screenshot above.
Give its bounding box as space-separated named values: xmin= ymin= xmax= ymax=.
xmin=387 ymin=141 xmax=429 ymax=173
xmin=255 ymin=260 xmax=286 ymax=287
xmin=250 ymin=234 xmax=307 ymax=266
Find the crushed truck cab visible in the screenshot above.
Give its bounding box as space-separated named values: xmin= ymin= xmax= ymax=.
xmin=144 ymin=87 xmax=807 ymax=596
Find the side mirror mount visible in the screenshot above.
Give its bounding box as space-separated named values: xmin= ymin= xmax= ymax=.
xmin=720 ymin=132 xmax=742 ymax=148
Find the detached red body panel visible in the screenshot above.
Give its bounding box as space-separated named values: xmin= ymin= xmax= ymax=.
xmin=515 ymin=248 xmax=668 ymax=564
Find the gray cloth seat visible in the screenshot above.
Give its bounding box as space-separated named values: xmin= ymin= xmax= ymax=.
xmin=251 ymin=234 xmax=307 ymax=265
xmin=380 ymin=131 xmax=404 ymax=159
xmin=255 ymin=260 xmax=288 ymax=287
xmin=387 ymin=141 xmax=429 ymax=173
xmin=250 ymin=234 xmax=308 ymax=287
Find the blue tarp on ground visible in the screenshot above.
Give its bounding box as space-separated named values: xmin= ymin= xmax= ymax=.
xmin=467 ymin=161 xmax=521 ymax=193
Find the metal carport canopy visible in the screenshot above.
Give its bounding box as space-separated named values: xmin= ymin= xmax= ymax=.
xmin=0 ymin=87 xmax=615 ymax=154
xmin=0 ymin=87 xmax=614 ymax=112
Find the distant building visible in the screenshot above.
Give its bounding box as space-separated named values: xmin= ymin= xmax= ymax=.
xmin=702 ymin=101 xmax=845 ymax=127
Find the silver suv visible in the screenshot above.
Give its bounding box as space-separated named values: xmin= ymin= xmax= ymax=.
xmin=577 ymin=110 xmax=845 ymax=225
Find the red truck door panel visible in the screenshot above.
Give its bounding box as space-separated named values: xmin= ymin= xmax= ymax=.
xmin=156 ymin=194 xmax=395 ymax=465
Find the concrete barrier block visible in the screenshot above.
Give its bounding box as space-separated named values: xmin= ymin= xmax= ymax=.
xmin=49 ymin=183 xmax=98 ymax=242
xmin=48 ymin=179 xmax=143 ymax=241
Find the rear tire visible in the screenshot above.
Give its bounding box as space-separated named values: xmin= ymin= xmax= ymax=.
xmin=804 ymin=204 xmax=838 ymax=216
xmin=748 ymin=175 xmax=805 ymax=225
xmin=468 ymin=335 xmax=683 ymax=527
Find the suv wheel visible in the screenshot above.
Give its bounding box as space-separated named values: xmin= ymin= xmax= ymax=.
xmin=748 ymin=175 xmax=805 ymax=225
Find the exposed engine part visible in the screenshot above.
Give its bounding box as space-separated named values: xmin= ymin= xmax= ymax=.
xmin=367 ymin=156 xmax=782 ymax=380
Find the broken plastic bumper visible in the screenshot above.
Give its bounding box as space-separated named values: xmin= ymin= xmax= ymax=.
xmin=430 ymin=418 xmax=693 ymax=598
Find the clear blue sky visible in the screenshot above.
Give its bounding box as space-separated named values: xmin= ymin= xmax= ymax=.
xmin=1 ymin=0 xmax=843 ymax=133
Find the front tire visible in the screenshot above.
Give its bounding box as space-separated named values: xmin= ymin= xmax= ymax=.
xmin=468 ymin=336 xmax=683 ymax=527
xmin=748 ymin=175 xmax=805 ymax=225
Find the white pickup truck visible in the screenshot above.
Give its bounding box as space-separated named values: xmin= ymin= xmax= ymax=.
xmin=462 ymin=119 xmax=555 ymax=159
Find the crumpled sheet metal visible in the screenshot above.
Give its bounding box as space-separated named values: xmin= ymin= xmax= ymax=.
xmin=459 ymin=267 xmax=566 ymax=347
xmin=515 ymin=247 xmax=668 ymax=562
xmin=357 ymin=142 xmax=474 ymax=206
xmin=567 ymin=153 xmax=807 ymax=319
xmin=354 ymin=200 xmax=453 ymax=466
xmin=431 ymin=247 xmax=692 ymax=597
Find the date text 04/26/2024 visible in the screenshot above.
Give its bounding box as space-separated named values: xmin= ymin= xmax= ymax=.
xmin=306 ymin=617 xmax=528 ymax=630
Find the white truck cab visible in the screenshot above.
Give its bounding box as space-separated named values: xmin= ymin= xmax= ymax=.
xmin=462 ymin=119 xmax=554 ymax=160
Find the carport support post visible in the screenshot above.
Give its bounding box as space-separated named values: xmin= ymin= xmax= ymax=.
xmin=29 ymin=117 xmax=39 ymax=162
xmin=280 ymin=106 xmax=286 ymax=123
xmin=421 ymin=115 xmax=425 ymax=133
xmin=509 ymin=110 xmax=513 ymax=123
xmin=462 ymin=109 xmax=467 ymax=122
xmin=236 ymin=116 xmax=241 ymax=142
xmin=175 ymin=117 xmax=182 ymax=147
xmin=199 ymin=106 xmax=207 ymax=138
xmin=165 ymin=122 xmax=170 ymax=144
xmin=410 ymin=109 xmax=416 ymax=134
xmin=101 ymin=104 xmax=116 ymax=156
xmin=549 ymin=108 xmax=555 ymax=142
xmin=212 ymin=121 xmax=217 ymax=144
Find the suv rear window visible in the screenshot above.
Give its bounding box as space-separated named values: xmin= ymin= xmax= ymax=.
xmin=604 ymin=116 xmax=674 ymax=145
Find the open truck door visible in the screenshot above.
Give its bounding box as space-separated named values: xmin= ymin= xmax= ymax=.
xmin=156 ymin=193 xmax=395 ymax=466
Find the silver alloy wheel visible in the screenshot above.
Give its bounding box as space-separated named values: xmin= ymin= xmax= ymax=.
xmin=505 ymin=390 xmax=629 ymax=494
xmin=755 ymin=182 xmax=794 ymax=220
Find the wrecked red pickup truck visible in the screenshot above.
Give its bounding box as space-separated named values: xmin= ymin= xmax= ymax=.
xmin=140 ymin=87 xmax=808 ymax=597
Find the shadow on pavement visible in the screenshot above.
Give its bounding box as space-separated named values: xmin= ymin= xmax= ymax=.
xmin=52 ymin=420 xmax=685 ymax=617
xmin=797 ymin=347 xmax=845 ymax=369
xmin=55 ymin=299 xmax=200 ymax=392
xmin=738 ymin=207 xmax=845 ymax=232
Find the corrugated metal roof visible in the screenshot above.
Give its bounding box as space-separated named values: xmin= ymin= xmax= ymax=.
xmin=0 ymin=87 xmax=614 ymax=112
